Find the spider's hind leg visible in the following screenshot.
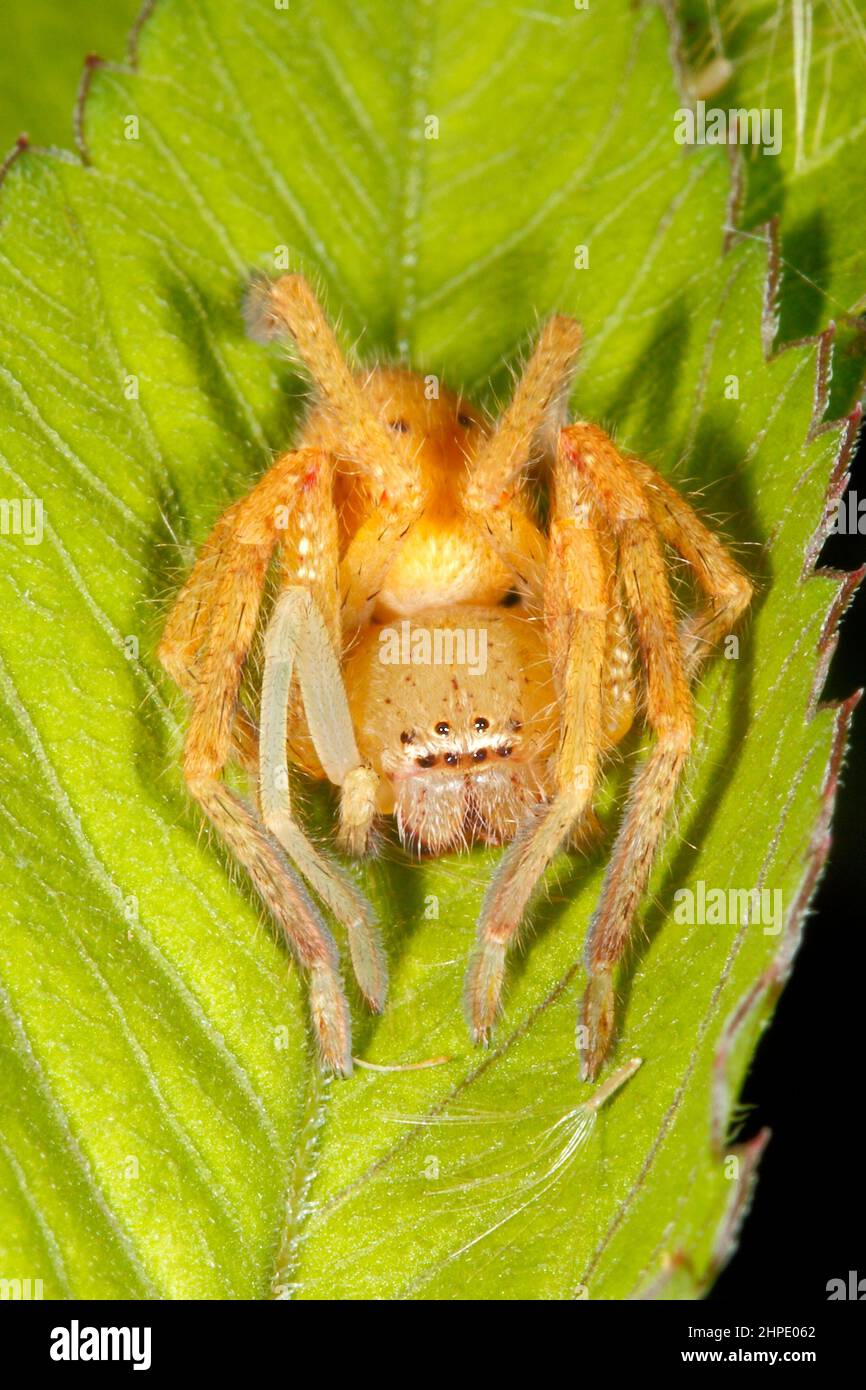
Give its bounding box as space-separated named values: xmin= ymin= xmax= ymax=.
xmin=561 ymin=425 xmax=752 ymax=1077
xmin=560 ymin=424 xmax=697 ymax=1080
xmin=628 ymin=457 xmax=754 ymax=679
xmin=159 ymin=449 xmax=355 ymax=1076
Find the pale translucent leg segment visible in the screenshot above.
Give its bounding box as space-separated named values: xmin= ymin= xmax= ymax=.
xmin=260 ymin=586 xmax=386 ymax=1011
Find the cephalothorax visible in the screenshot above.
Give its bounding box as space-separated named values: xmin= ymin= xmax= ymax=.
xmin=159 ymin=275 xmax=752 ymax=1078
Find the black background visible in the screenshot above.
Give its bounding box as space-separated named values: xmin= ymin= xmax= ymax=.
xmin=708 ymin=422 xmax=865 ymax=1302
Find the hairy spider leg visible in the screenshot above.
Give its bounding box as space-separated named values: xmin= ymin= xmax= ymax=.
xmin=463 ymin=314 xmax=583 ymax=608
xmin=159 ymin=449 xmax=359 ymax=1075
xmin=561 ymin=424 xmax=695 ymax=1079
xmin=628 ymin=457 xmax=754 ymax=679
xmin=465 ymin=476 xmax=611 ymax=1039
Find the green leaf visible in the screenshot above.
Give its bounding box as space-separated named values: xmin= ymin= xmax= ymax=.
xmin=0 ymin=0 xmax=140 ymax=151
xmin=0 ymin=0 xmax=859 ymax=1299
xmin=671 ymin=0 xmax=866 ymax=412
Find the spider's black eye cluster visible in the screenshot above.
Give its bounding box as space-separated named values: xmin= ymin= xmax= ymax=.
xmin=415 ymin=745 xmax=514 ymax=769
xmin=388 ymin=418 xmax=411 ymax=434
xmin=410 ymin=716 xmax=519 ymax=769
xmin=457 ymin=412 xmax=474 ymax=429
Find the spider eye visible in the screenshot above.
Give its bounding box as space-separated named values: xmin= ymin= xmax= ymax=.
xmin=457 ymin=412 xmax=474 ymax=429
xmin=416 ymin=754 xmax=437 ymax=768
xmin=400 ymin=730 xmax=414 ymax=744
xmin=434 ymin=721 xmax=451 ymax=736
xmin=473 ymin=716 xmax=489 ymax=732
xmin=388 ymin=417 xmax=410 ymax=434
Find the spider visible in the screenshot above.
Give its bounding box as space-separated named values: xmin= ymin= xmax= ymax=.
xmin=159 ymin=274 xmax=752 ymax=1080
